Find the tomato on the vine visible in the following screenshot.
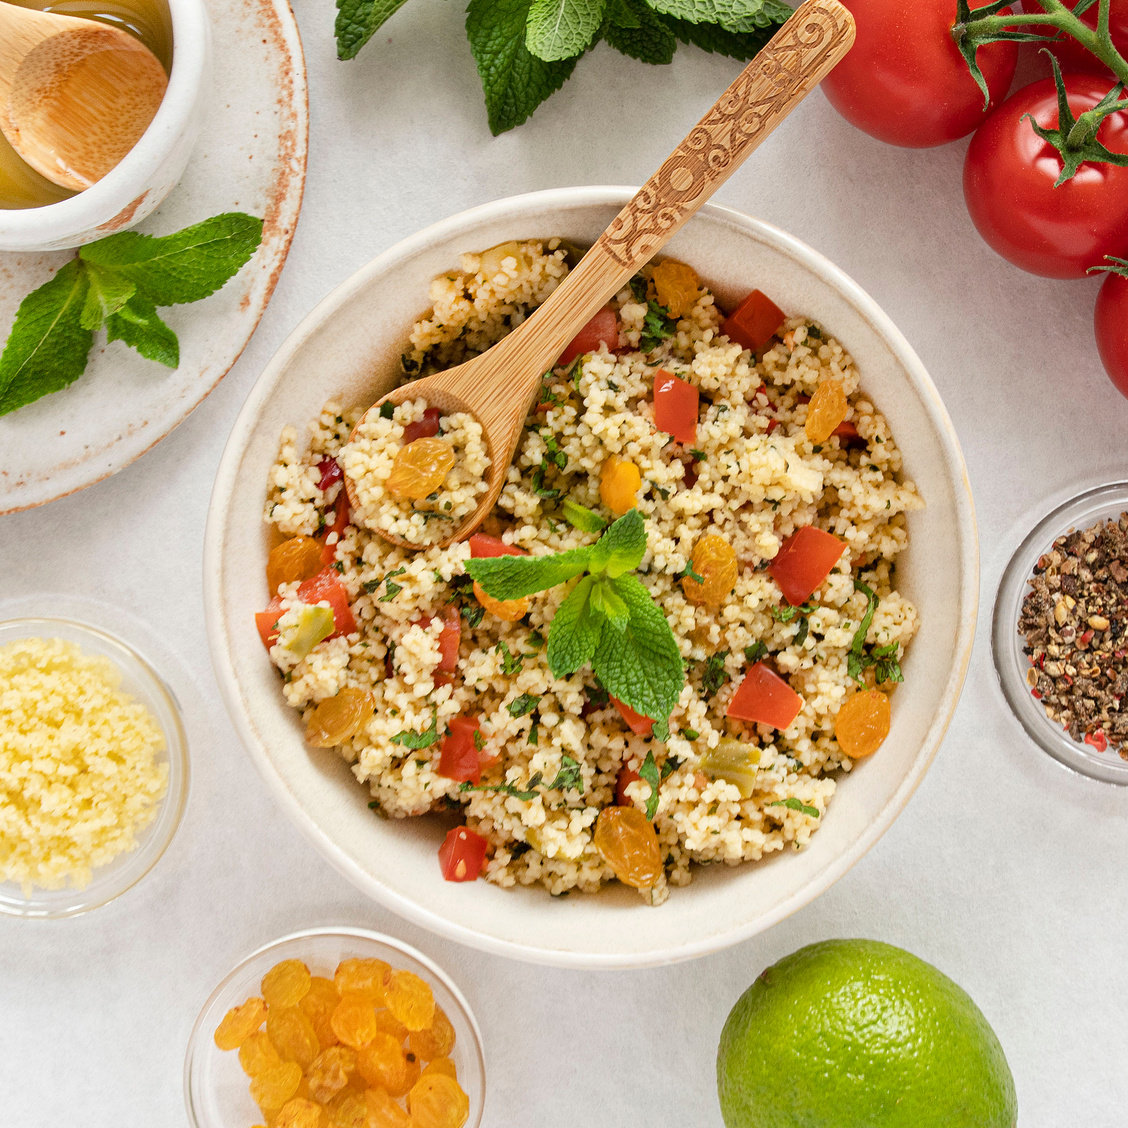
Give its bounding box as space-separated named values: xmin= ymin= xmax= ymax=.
xmin=821 ymin=0 xmax=1017 ymax=147
xmin=963 ymin=75 xmax=1128 ymax=278
xmin=1095 ymin=269 xmax=1128 ymax=397
xmin=1018 ymin=0 xmax=1128 ymax=76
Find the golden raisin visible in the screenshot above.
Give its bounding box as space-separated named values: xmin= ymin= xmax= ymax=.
xmin=362 ymin=1087 xmax=412 ymax=1128
xmin=356 ymin=1032 xmax=420 ymax=1097
xmin=325 ymin=1090 xmax=368 ymax=1128
xmin=299 ymin=977 xmax=342 ymax=1048
xmin=267 ymin=1007 xmax=320 ymax=1070
xmin=306 ymin=688 xmax=377 ymax=748
xmin=408 ymin=1007 xmax=455 ymax=1061
xmin=307 ymin=1046 xmax=357 ymax=1103
xmin=472 ymin=580 xmax=528 ymax=622
xmin=386 ymin=437 xmax=455 ymax=500
xmin=593 ymin=806 xmax=663 ymax=890
xmin=651 ymin=260 xmax=700 ymax=319
xmin=384 ymin=970 xmax=435 ymax=1032
xmin=331 ymin=995 xmax=379 ymax=1049
xmin=240 ymin=1030 xmax=282 ymax=1078
xmin=421 ymin=1058 xmax=458 ymax=1081
xmin=835 ymin=688 xmax=891 ymax=759
xmin=249 ymin=1061 xmax=303 ymax=1112
xmin=407 ymin=1073 xmax=471 ymax=1128
xmin=599 ymin=455 xmax=641 ymax=516
xmin=214 ymin=996 xmax=268 ymax=1050
xmin=804 ymin=378 xmax=848 ymax=444
xmin=275 ymin=1097 xmax=324 ymax=1128
xmin=334 ymin=958 xmax=391 ymax=1003
xmin=373 ymin=1009 xmax=408 ymax=1042
xmin=681 ymin=533 xmax=738 ymax=608
xmin=268 ymin=537 xmax=325 ymax=596
xmin=263 ymin=960 xmax=313 ymax=1009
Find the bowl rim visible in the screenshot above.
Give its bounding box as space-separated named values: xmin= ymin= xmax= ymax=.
xmin=0 ymin=0 xmax=211 ymax=241
xmin=203 ymin=186 xmax=980 ymax=968
xmin=0 ymin=612 xmax=190 ymax=917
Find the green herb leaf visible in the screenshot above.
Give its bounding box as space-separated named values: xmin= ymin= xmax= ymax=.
xmin=525 ymin=0 xmax=606 ymax=61
xmin=561 ymin=497 xmax=608 ymax=534
xmin=547 ymin=753 xmax=584 ymax=792
xmin=772 ymin=600 xmax=816 ymax=623
xmin=743 ymin=641 xmax=768 ymax=664
xmin=769 ymin=797 xmax=819 ymax=818
xmin=527 ymin=629 xmax=546 ymax=650
xmin=546 ymin=576 xmax=602 ymax=675
xmin=335 ymin=0 xmax=412 ymax=59
xmin=0 ymin=260 xmax=92 ymax=416
xmin=648 ymin=0 xmax=784 ymax=30
xmin=588 ymin=508 xmax=648 ymax=578
xmin=390 ymin=707 xmax=439 ymax=749
xmin=589 ymin=577 xmax=631 ymax=630
xmin=793 ymin=615 xmax=810 ymax=648
xmin=528 ymin=722 xmax=539 ymax=745
xmin=80 ymin=213 xmax=263 ymax=306
xmin=604 ymin=0 xmax=678 ymax=62
xmin=640 ymin=299 xmax=678 ymax=351
xmin=508 ymin=692 xmax=540 ymax=717
xmin=661 ymin=754 xmax=682 ymax=778
xmin=379 ymin=401 xmax=395 ymax=420
xmin=79 ymin=262 xmax=135 ymax=331
xmin=466 ymin=543 xmax=592 ymax=600
xmin=847 ymin=579 xmax=879 ymax=682
xmin=380 ymin=567 xmax=406 ymax=602
xmin=639 ymin=750 xmax=660 ymax=819
xmin=466 ymin=0 xmax=581 ymax=135
xmin=461 ymin=773 xmax=542 ymax=801
xmin=664 ymin=12 xmax=778 ymax=56
xmin=105 ymin=293 xmax=180 ymax=368
xmin=702 ymin=650 xmax=730 ymax=697
xmin=675 ymin=559 xmax=705 ymax=584
xmin=497 ymin=640 xmax=525 ymax=675
xmin=680 ymin=728 xmax=699 ymax=741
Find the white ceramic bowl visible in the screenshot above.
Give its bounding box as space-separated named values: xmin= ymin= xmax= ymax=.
xmin=204 ymin=187 xmax=979 ymax=969
xmin=0 ymin=0 xmax=211 ymax=251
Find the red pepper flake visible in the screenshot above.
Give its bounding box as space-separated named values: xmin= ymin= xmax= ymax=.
xmin=766 ymin=419 xmax=780 ymax=435
xmin=1085 ymin=731 xmax=1108 ymax=753
xmin=1031 ymin=689 xmax=1042 ymax=699
xmin=1079 ymin=629 xmax=1095 ymax=647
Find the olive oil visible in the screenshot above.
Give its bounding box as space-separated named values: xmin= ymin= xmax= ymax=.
xmin=0 ymin=0 xmax=172 ymax=209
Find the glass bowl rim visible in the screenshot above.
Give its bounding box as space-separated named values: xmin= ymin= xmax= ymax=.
xmin=0 ymin=613 xmax=190 ymax=916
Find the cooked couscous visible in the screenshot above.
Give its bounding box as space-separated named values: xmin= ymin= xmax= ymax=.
xmin=0 ymin=637 xmax=168 ymax=894
xmin=259 ymin=239 xmax=922 ymax=904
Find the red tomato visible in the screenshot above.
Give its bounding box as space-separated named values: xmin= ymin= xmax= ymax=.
xmin=611 ymin=696 xmax=654 ymax=736
xmin=832 ymin=420 xmax=866 ymax=449
xmin=317 ymin=457 xmax=342 ymax=492
xmin=468 ymin=534 xmax=528 ymax=558
xmin=298 ymin=569 xmax=356 ymax=637
xmin=1095 ymin=269 xmax=1128 ymax=397
xmin=438 ymin=717 xmax=484 ymax=783
xmin=256 ymin=596 xmax=283 ymax=649
xmin=720 ymin=290 xmax=786 ymax=352
xmin=964 ymin=75 xmax=1128 ymax=278
xmin=615 ymin=766 xmax=642 ymax=806
xmin=403 ymin=407 xmax=442 ymax=444
xmin=438 ymin=605 xmax=461 ymax=672
xmin=558 ymin=306 xmax=619 ymax=367
xmin=822 ymin=0 xmax=1017 ymax=147
xmin=768 ymin=526 xmax=846 ymax=606
xmin=1018 ymin=0 xmax=1128 ymax=76
xmin=320 ymin=501 xmax=351 ymax=567
xmin=652 ymin=369 xmax=699 ymax=444
xmin=438 ymin=826 xmax=488 ymax=882
xmin=727 ymin=663 xmax=804 ymax=729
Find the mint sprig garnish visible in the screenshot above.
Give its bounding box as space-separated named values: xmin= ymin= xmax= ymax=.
xmin=465 ymin=508 xmax=686 ymax=727
xmin=0 ymin=213 xmax=263 ymax=417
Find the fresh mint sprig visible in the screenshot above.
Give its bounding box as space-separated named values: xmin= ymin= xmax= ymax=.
xmin=847 ymin=579 xmax=904 ymax=685
xmin=465 ymin=508 xmax=685 ymax=728
xmin=0 ymin=213 xmax=263 ymax=417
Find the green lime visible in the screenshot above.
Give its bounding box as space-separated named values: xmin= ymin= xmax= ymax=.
xmin=717 ymin=939 xmax=1017 ymax=1128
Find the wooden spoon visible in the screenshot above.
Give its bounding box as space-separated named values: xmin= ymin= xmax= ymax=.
xmin=0 ymin=1 xmax=168 ymax=191
xmin=347 ymin=0 xmax=855 ymax=549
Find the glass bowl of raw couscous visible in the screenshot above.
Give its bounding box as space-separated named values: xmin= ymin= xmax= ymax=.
xmin=206 ymin=188 xmax=977 ymax=965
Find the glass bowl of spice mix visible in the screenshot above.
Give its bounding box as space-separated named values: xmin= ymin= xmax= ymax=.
xmin=994 ymin=482 xmax=1128 ymax=784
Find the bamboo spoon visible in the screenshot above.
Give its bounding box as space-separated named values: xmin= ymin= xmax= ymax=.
xmin=347 ymin=0 xmax=855 ymax=549
xmin=0 ymin=0 xmax=168 ymax=191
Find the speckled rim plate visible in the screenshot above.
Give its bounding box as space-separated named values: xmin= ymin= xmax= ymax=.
xmin=0 ymin=0 xmax=308 ymax=515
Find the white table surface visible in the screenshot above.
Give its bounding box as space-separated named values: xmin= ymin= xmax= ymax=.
xmin=2 ymin=4 xmax=1125 ymax=1125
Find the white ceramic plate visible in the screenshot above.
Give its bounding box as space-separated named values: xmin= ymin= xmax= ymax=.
xmin=204 ymin=187 xmax=979 ymax=969
xmin=0 ymin=0 xmax=307 ymax=514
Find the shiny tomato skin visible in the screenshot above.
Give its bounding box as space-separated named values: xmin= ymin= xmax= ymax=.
xmin=298 ymin=569 xmax=356 ymax=637
xmin=467 ymin=534 xmax=528 ymax=558
xmin=652 ymin=369 xmax=699 ymax=444
xmin=403 ymin=406 xmax=442 ymax=444
xmin=1018 ymin=0 xmax=1128 ymax=76
xmin=726 ymin=663 xmax=803 ymax=730
xmin=558 ymin=306 xmax=619 ymax=367
xmin=768 ymin=526 xmax=847 ymax=606
xmin=615 ymin=766 xmax=642 ymax=806
xmin=963 ymin=76 xmax=1128 ymax=278
xmin=256 ymin=596 xmax=284 ymax=649
xmin=611 ymin=696 xmax=654 ymax=736
xmin=822 ymin=0 xmax=1017 ymax=147
xmin=438 ymin=717 xmax=483 ymax=783
xmin=438 ymin=826 xmax=488 ymax=882
xmin=720 ymin=290 xmax=786 ymax=352
xmin=437 ymin=605 xmax=461 ymax=673
xmin=1095 ymin=271 xmax=1128 ymax=397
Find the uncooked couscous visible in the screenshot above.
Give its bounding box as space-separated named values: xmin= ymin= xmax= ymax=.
xmin=259 ymin=239 xmax=923 ymax=904
xmin=0 ymin=636 xmax=168 ymax=894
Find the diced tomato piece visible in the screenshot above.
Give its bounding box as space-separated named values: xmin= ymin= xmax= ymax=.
xmin=317 ymin=457 xmax=342 ymax=492
xmin=320 ymin=501 xmax=351 ymax=566
xmin=653 ymin=369 xmax=699 ymax=445
xmin=768 ymin=526 xmax=846 ymax=606
xmin=721 ymin=290 xmax=786 ymax=353
xmin=438 ymin=716 xmax=483 ymax=783
xmin=765 ymin=419 xmax=780 ymax=436
xmin=558 ymin=306 xmax=619 ymax=367
xmin=832 ymin=420 xmax=867 ymax=449
xmin=403 ymin=407 xmax=442 ymax=444
xmin=438 ymin=605 xmax=461 ymax=673
xmin=468 ymin=534 xmax=528 ymax=558
xmin=611 ymin=696 xmax=654 ymax=736
xmin=297 ymin=569 xmax=356 ymax=637
xmin=256 ymin=596 xmax=284 ymax=649
xmin=615 ymin=767 xmax=641 ymax=806
xmin=727 ymin=662 xmax=803 ymax=729
xmin=438 ymin=826 xmax=489 ymax=882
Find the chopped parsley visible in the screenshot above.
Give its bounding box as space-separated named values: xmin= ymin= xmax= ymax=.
xmin=702 ymin=651 xmax=731 ymax=697
xmin=744 ymin=641 xmax=768 ymax=664
xmin=547 ymin=754 xmax=583 ymax=793
xmin=661 ymin=755 xmax=683 ymax=779
xmin=527 ymin=630 xmax=545 ymax=651
xmin=461 ymin=774 xmax=541 ymax=801
xmin=679 ymin=728 xmax=699 ymax=741
xmin=390 ymin=707 xmax=439 ymax=749
xmin=639 ymin=751 xmax=660 ymax=819
xmin=769 ymin=798 xmax=819 ymax=818
xmin=771 ymin=601 xmax=817 ymax=623
xmin=507 ymin=693 xmax=539 ymax=718
xmin=675 ymin=560 xmax=705 ymax=585
xmin=640 ymin=299 xmax=677 ymax=352
xmin=496 ymin=640 xmax=524 ymax=676
xmin=379 ymin=568 xmax=407 ymax=602
xmin=528 ymin=722 xmax=539 ymax=746
xmin=846 ymin=579 xmax=905 ymax=683
xmin=379 ymin=400 xmax=394 ymax=419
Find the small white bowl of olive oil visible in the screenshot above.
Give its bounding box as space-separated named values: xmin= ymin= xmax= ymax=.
xmin=0 ymin=0 xmax=210 ymax=251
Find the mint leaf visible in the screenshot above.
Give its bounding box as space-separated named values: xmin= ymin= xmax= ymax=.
xmin=336 ymin=0 xmax=412 ymax=59
xmin=461 ymin=773 xmax=542 ymax=801
xmin=588 ymin=508 xmax=647 ymax=578
xmin=847 ymin=579 xmax=879 ymax=683
xmin=648 ymin=0 xmax=782 ymax=30
xmin=605 ymin=0 xmax=677 ymax=63
xmin=467 ymin=0 xmax=580 ymax=134
xmin=466 ymin=544 xmax=592 ymax=600
xmin=547 ymin=753 xmax=583 ymax=792
xmin=769 ymin=797 xmax=819 ymax=818
xmin=546 ymin=576 xmax=602 ymax=675
xmin=0 ymin=260 xmax=92 ymax=417
xmin=80 ymin=262 xmax=135 ymax=331
xmin=79 ymin=213 xmax=263 ymax=306
xmin=589 ymin=577 xmax=630 ymax=630
xmin=390 ymin=707 xmax=439 ymax=749
xmin=526 ymin=0 xmax=605 ymax=61
xmin=508 ymin=693 xmax=540 ymax=717
xmin=702 ymin=650 xmax=730 ymax=697
xmin=591 ymin=573 xmax=684 ymax=724
xmin=639 ymin=750 xmax=660 ymax=819
xmin=106 ymin=293 xmax=179 ymax=368
xmin=662 ymin=9 xmax=781 ymax=54
xmin=561 ymin=497 xmax=608 ymax=534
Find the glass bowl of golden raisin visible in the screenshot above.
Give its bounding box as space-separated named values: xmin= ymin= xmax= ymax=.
xmin=184 ymin=927 xmax=486 ymax=1128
